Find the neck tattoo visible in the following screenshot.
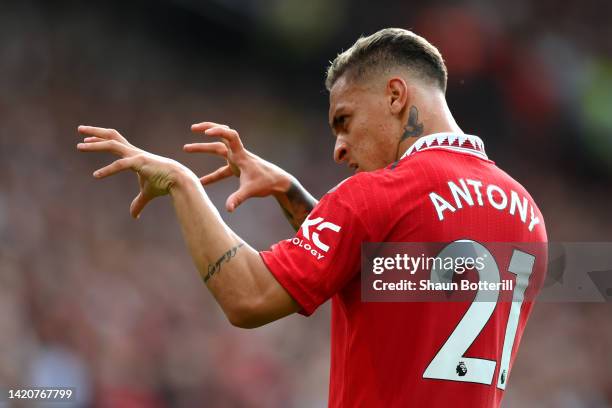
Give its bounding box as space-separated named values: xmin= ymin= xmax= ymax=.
xmin=392 ymin=106 xmax=424 ymax=167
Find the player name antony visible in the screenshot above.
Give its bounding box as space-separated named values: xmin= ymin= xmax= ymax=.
xmin=429 ymin=178 xmax=541 ymax=232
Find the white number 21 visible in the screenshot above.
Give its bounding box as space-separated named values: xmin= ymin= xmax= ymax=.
xmin=422 ymin=240 xmax=535 ymax=390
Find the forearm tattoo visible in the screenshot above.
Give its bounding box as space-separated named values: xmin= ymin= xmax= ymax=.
xmin=203 ymin=243 xmax=245 ymax=283
xmin=277 ymin=181 xmax=317 ymax=232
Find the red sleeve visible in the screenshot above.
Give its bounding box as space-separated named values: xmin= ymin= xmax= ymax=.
xmin=260 ymin=176 xmax=371 ymax=316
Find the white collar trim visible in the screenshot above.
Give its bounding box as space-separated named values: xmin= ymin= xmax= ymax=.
xmin=400 ymin=133 xmax=488 ymax=160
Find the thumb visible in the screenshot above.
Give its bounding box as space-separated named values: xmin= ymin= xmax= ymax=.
xmin=225 ymin=188 xmax=250 ymax=212
xmin=130 ymin=191 xmax=150 ymax=219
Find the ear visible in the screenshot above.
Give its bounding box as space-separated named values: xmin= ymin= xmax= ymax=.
xmin=387 ymin=77 xmax=409 ymax=116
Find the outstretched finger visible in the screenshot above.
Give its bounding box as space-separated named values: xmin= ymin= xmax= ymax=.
xmin=225 ymin=186 xmax=252 ymax=212
xmin=203 ymin=126 xmax=244 ymax=153
xmin=77 ymin=140 xmax=131 ymax=156
xmin=183 ymin=142 xmax=228 ymax=157
xmin=83 ymin=136 xmax=105 ymax=143
xmin=130 ymin=191 xmax=151 ymax=219
xmin=200 ymin=165 xmax=233 ymax=185
xmin=191 ymin=122 xmax=230 ymax=133
xmin=78 ymin=125 xmax=128 ymax=143
xmin=93 ymin=156 xmax=142 ymax=179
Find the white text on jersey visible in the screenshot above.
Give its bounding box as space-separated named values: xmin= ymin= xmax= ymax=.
xmin=429 ymin=178 xmax=541 ymax=232
xmin=289 ymin=217 xmax=342 ymax=260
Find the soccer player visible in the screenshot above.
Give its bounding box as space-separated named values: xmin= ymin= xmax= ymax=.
xmin=77 ymin=28 xmax=547 ymax=407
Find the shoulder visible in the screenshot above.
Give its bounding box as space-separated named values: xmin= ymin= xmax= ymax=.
xmin=325 ymin=172 xmax=374 ymax=195
xmin=323 ymin=169 xmax=394 ymax=204
xmin=313 ymin=173 xmax=384 ymax=223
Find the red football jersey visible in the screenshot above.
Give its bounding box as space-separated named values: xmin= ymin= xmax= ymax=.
xmin=260 ymin=133 xmax=547 ymax=407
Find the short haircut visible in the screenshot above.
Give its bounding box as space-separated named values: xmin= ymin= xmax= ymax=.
xmin=325 ymin=28 xmax=447 ymax=93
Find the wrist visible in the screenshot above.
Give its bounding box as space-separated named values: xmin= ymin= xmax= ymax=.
xmin=271 ymin=171 xmax=295 ymax=198
xmin=169 ymin=163 xmax=200 ymax=195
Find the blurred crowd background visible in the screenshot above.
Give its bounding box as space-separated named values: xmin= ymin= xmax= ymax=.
xmin=1 ymin=0 xmax=611 ymax=407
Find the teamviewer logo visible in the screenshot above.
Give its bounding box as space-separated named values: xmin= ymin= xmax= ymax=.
xmin=289 ymin=216 xmax=341 ymax=260
xmin=301 ymin=217 xmax=341 ymax=252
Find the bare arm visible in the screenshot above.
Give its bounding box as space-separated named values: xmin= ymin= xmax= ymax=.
xmin=77 ymin=126 xmax=300 ymax=328
xmin=184 ymin=122 xmax=318 ymax=230
xmin=273 ymin=177 xmax=317 ymax=231
xmin=170 ymin=172 xmax=299 ymax=327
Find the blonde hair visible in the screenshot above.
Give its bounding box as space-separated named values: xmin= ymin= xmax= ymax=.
xmin=325 ymin=28 xmax=447 ymax=92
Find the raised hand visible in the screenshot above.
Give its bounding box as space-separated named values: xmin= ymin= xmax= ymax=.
xmin=184 ymin=122 xmax=290 ymax=211
xmin=77 ymin=126 xmax=193 ymax=219
xmin=184 ymin=122 xmax=317 ymax=230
